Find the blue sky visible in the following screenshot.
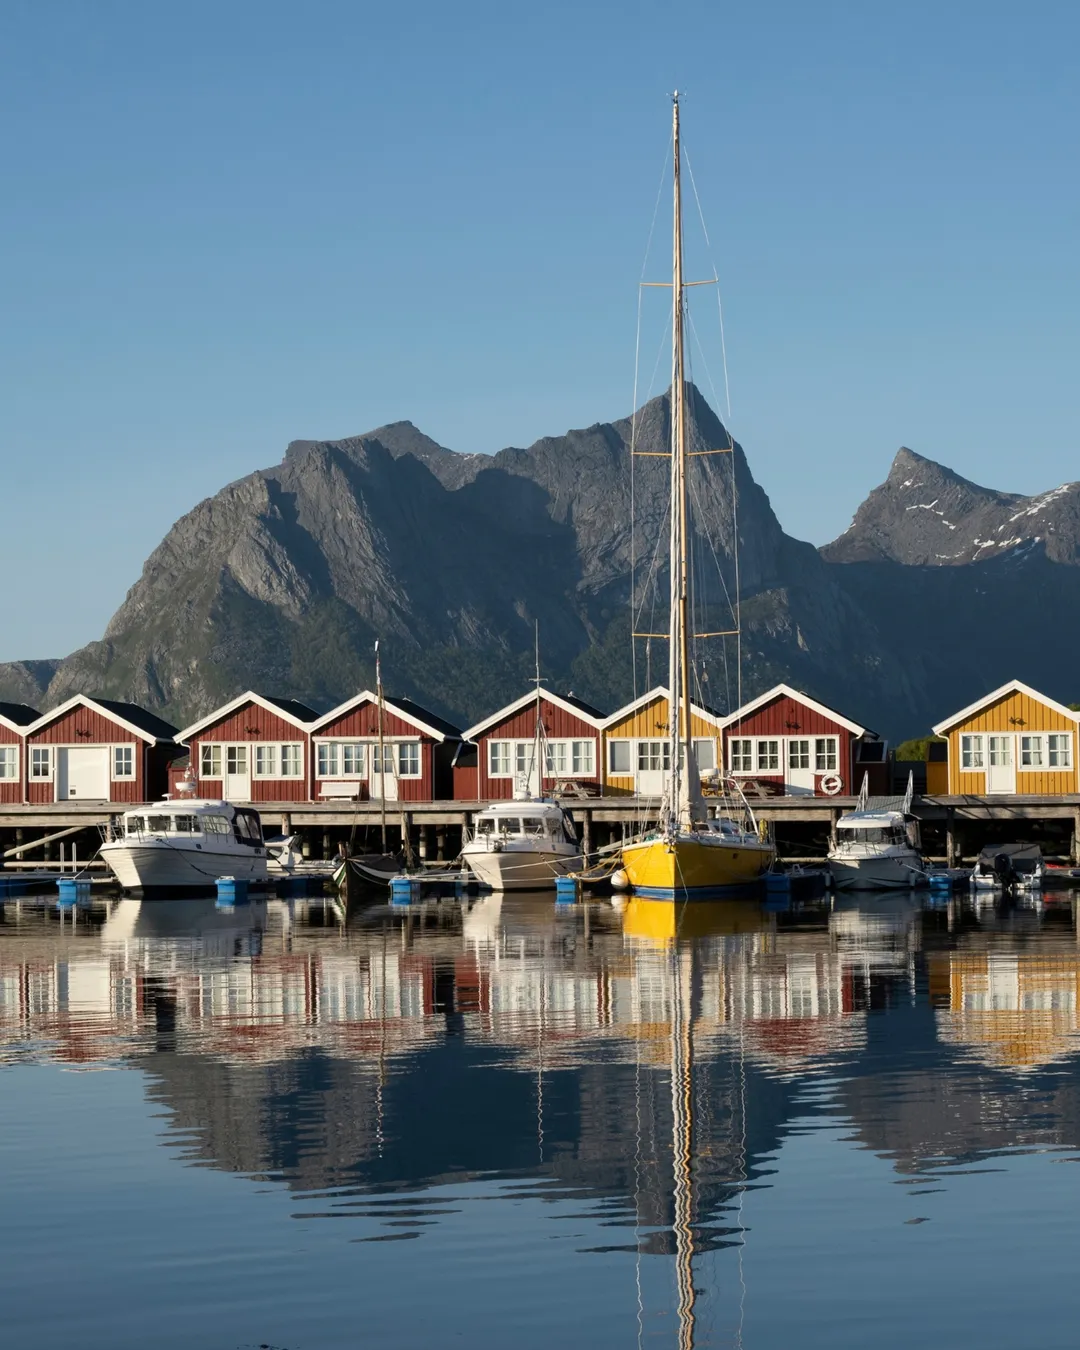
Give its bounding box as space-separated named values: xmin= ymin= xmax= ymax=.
xmin=3 ymin=0 xmax=1080 ymax=660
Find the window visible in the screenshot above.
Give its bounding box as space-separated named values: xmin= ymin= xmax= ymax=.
xmin=692 ymin=738 xmax=716 ymax=772
xmin=226 ymin=746 xmax=247 ymax=775
xmin=203 ymin=814 xmax=231 ymax=834
xmin=111 ymin=746 xmax=135 ymax=780
xmin=515 ymin=743 xmax=534 ymax=777
xmin=173 ymin=815 xmax=198 ymax=833
xmin=317 ymin=742 xmax=339 ymax=777
xmin=961 ymin=734 xmax=984 ymax=770
xmin=124 ymin=816 xmax=146 ymax=836
xmin=147 ymin=815 xmax=171 ymax=833
xmin=398 ymin=743 xmax=420 ymax=776
xmin=730 ymin=739 xmax=753 ymax=773
xmin=1020 ymin=735 xmax=1044 ymax=767
xmin=989 ymin=736 xmax=1012 ymax=767
xmin=280 ymin=744 xmax=303 ymax=778
xmin=756 ymin=739 xmax=780 ymax=772
xmin=372 ymin=743 xmax=396 ymax=776
xmin=200 ymin=744 xmax=222 ymax=778
xmin=814 ymin=737 xmax=838 ymax=772
xmin=254 ymin=744 xmax=278 ymax=777
xmin=788 ymin=739 xmax=810 ymax=771
xmin=341 ymin=743 xmax=365 ymax=777
xmin=0 ymin=747 xmax=16 ymax=780
xmin=571 ymin=740 xmax=594 ymax=775
xmin=522 ymin=816 xmax=545 ymax=836
xmin=608 ymin=740 xmax=631 ymax=774
xmin=30 ymin=747 xmax=52 ymax=779
xmin=489 ymin=741 xmax=511 ymax=775
xmin=637 ymin=741 xmax=670 ymax=771
xmin=1049 ymin=733 xmax=1073 ymax=768
xmin=545 ymin=741 xmax=568 ymax=775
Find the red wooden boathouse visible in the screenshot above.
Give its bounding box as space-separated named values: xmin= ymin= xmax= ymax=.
xmin=308 ymin=692 xmax=461 ymax=803
xmin=176 ymin=693 xmax=320 ymax=803
xmin=719 ymin=684 xmax=888 ymax=797
xmin=462 ymin=688 xmax=606 ymax=800
xmin=0 ymin=703 xmax=39 ymax=805
xmin=23 ymin=695 xmax=178 ymax=804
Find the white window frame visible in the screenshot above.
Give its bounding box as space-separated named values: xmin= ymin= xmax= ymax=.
xmin=570 ymin=739 xmax=595 ymax=775
xmin=1020 ymin=734 xmax=1045 ymax=768
xmin=788 ymin=739 xmax=811 ymax=771
xmin=280 ymin=743 xmax=304 ymax=779
xmin=608 ymin=739 xmax=631 ymax=775
xmin=340 ymin=743 xmax=366 ymax=778
xmin=397 ymin=742 xmax=421 ymax=778
xmin=692 ymin=737 xmax=716 ymax=773
xmin=200 ymin=743 xmax=222 ymax=778
xmin=253 ymin=744 xmax=278 ymax=778
xmin=1048 ymin=733 xmax=1073 ymax=769
xmin=316 ymin=742 xmax=340 ymax=778
xmin=0 ymin=745 xmax=17 ymax=781
xmin=960 ymin=733 xmax=984 ymax=770
xmin=489 ymin=740 xmax=512 ymax=777
xmin=225 ymin=745 xmax=248 ymax=776
xmin=637 ymin=741 xmax=670 ymax=772
xmin=30 ymin=746 xmax=53 ymax=780
xmin=729 ymin=738 xmax=753 ymax=773
xmin=756 ymin=739 xmax=780 ymax=773
xmin=111 ymin=745 xmax=136 ymax=781
xmin=545 ymin=740 xmax=569 ymax=776
xmin=813 ymin=736 xmax=838 ymax=773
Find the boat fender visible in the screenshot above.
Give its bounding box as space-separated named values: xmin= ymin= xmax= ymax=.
xmin=820 ymin=774 xmax=843 ymax=796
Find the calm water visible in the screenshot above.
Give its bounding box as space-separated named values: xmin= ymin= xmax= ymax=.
xmin=3 ymin=888 xmax=1080 ymax=1348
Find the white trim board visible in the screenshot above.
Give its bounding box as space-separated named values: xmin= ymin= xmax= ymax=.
xmin=932 ymin=679 xmax=1080 ymax=736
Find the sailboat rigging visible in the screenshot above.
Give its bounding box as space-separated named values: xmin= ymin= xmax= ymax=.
xmin=619 ymin=94 xmax=775 ymax=898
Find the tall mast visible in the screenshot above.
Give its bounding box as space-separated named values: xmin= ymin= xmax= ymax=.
xmin=376 ymin=640 xmax=387 ymax=853
xmin=668 ymin=92 xmax=692 ymax=831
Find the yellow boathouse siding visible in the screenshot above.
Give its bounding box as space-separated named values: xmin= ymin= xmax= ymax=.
xmin=603 ymin=695 xmax=720 ymax=795
xmin=943 ymin=688 xmax=1079 ymax=794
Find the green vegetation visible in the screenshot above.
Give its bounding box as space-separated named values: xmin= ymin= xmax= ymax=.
xmin=895 ymin=734 xmax=946 ymax=762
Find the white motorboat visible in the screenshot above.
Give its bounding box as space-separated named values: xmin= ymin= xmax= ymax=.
xmin=461 ymin=800 xmax=581 ymax=891
xmin=828 ymin=810 xmax=923 ymax=890
xmin=970 ymin=842 xmax=1045 ymax=890
xmin=100 ymin=799 xmax=269 ymax=892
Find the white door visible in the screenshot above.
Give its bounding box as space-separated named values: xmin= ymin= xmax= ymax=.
xmin=513 ymin=742 xmax=540 ymax=798
xmin=636 ymin=741 xmax=670 ymax=797
xmin=224 ymin=744 xmax=251 ymax=800
xmin=56 ymin=747 xmax=109 ymax=801
xmin=786 ymin=738 xmax=815 ymax=794
xmin=371 ymin=746 xmax=399 ymax=801
xmin=986 ymin=735 xmax=1016 ymax=794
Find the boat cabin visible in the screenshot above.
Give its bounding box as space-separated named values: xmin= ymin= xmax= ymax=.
xmin=0 ymin=702 xmax=39 ymax=804
xmin=461 ymin=688 xmax=606 ymax=800
xmin=116 ymin=800 xmax=265 ymax=847
xmin=23 ymin=696 xmax=177 ymax=804
xmin=176 ymin=692 xmax=319 ymax=803
xmin=834 ymin=810 xmax=911 ymax=847
xmin=600 ymin=687 xmax=722 ymax=797
xmin=931 ymin=679 xmax=1080 ymax=796
xmin=470 ymin=799 xmax=576 ymax=844
xmin=720 ymin=684 xmax=886 ymax=797
xmin=308 ymin=691 xmax=461 ymax=802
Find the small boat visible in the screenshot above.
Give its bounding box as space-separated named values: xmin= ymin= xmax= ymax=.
xmin=100 ymin=799 xmax=269 ymax=892
xmin=617 ymin=93 xmax=775 ymax=898
xmin=970 ymin=841 xmax=1045 ymax=890
xmin=828 ymin=772 xmax=923 ymax=891
xmin=462 ymin=799 xmax=581 ymax=891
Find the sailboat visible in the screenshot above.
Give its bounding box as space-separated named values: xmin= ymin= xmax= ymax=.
xmin=619 ymin=94 xmax=775 ymax=899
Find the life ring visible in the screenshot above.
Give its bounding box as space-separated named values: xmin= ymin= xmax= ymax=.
xmin=820 ymin=773 xmax=843 ymax=796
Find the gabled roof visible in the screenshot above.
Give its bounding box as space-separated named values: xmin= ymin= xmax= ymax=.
xmin=27 ymin=695 xmax=177 ymax=744
xmin=0 ymin=702 xmax=40 ymax=732
xmin=719 ymin=682 xmax=868 ymax=736
xmin=462 ymin=687 xmax=606 ymax=741
xmin=932 ymin=679 xmax=1080 ymax=736
xmin=308 ymin=691 xmax=461 ymax=742
xmin=174 ymin=691 xmax=321 ymax=743
xmin=600 ymin=685 xmax=725 ymax=731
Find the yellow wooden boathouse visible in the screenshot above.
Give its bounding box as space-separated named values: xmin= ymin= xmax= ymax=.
xmin=931 ymin=679 xmax=1080 ymax=795
xmin=600 ymin=686 xmax=723 ymax=797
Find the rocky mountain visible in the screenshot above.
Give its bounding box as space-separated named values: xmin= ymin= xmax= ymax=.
xmin=2 ymin=386 xmax=917 ymax=735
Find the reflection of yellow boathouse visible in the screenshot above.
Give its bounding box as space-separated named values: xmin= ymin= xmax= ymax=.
xmin=930 ymin=950 xmax=1080 ymax=1071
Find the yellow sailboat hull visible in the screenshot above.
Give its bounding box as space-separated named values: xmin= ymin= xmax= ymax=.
xmin=621 ymin=834 xmax=774 ymax=898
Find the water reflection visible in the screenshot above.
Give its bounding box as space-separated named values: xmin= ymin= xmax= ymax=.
xmin=3 ymin=889 xmax=1080 ymax=1346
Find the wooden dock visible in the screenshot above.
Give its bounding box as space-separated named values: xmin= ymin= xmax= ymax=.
xmin=2 ymin=793 xmax=1080 ymax=867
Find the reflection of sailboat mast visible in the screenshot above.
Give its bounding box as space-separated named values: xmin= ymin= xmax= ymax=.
xmin=671 ymin=942 xmax=697 ymax=1350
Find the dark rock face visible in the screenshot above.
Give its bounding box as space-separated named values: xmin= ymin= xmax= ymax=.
xmin=19 ymin=397 xmax=1080 ymax=741
xmin=27 ymin=386 xmax=914 ymax=734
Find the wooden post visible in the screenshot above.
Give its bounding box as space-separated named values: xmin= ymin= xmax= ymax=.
xmin=436 ymin=828 xmax=446 ymax=862
xmin=1073 ymin=807 xmax=1080 ymax=866
xmin=946 ymin=807 xmax=956 ymax=868
xmin=582 ymin=809 xmax=592 ymax=861
xmin=322 ymin=830 xmax=331 ymax=860
xmin=281 ymin=812 xmax=291 ymax=836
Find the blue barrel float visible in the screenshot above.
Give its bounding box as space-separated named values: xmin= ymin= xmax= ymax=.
xmin=57 ymin=878 xmax=92 ymax=905
xmin=216 ymin=876 xmax=249 ymax=905
xmin=390 ymin=876 xmax=422 ymax=905
xmin=555 ymin=876 xmax=580 ymax=904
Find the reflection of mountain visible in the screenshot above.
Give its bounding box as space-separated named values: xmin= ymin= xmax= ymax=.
xmin=3 ymin=893 xmax=1080 ymax=1245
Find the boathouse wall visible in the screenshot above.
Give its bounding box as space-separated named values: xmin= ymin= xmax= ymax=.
xmin=186 ymin=703 xmax=312 ymax=803
xmin=0 ymin=722 xmax=24 ymax=805
xmin=473 ymin=700 xmax=604 ymax=800
xmin=721 ymin=691 xmax=858 ymax=796
xmin=313 ymin=701 xmax=450 ymax=802
xmin=938 ymin=686 xmax=1080 ymax=795
xmin=602 ymin=695 xmax=721 ymax=796
xmin=26 ymin=706 xmax=153 ymax=805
